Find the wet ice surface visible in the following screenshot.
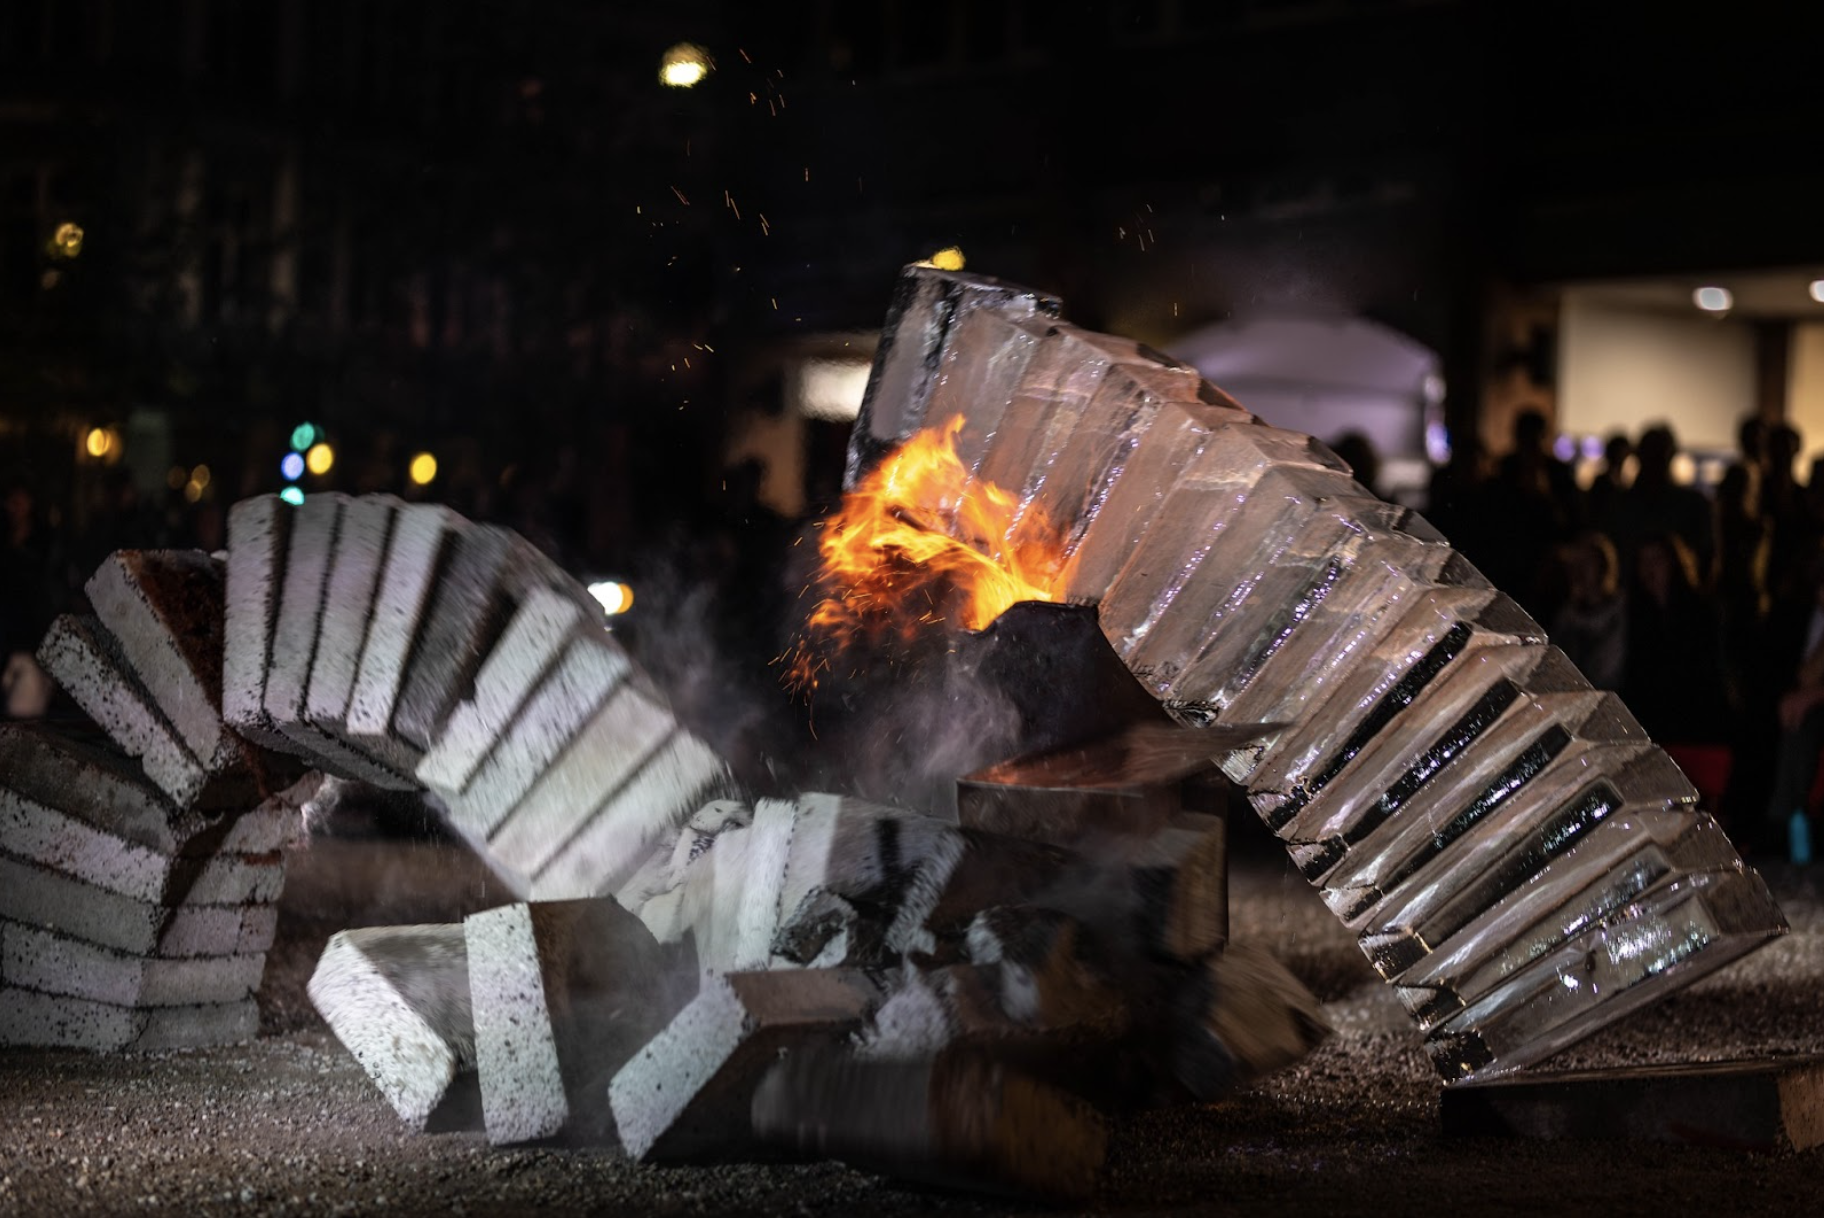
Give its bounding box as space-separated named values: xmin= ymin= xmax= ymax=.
xmin=1 ymin=842 xmax=1819 ymax=1218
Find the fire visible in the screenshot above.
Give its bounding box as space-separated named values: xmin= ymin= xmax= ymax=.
xmin=785 ymin=414 xmax=1072 ymax=692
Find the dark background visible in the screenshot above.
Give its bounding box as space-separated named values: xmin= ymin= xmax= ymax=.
xmin=5 ymin=0 xmax=1822 ymax=573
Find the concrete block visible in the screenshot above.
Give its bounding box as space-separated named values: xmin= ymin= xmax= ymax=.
xmin=963 ymin=908 xmax=1126 ymax=1035
xmin=263 ymin=490 xmax=346 ymax=735
xmin=440 ymin=633 xmax=629 ymax=842
xmin=1 ymin=919 xmax=266 ymax=1007
xmin=0 ymin=852 xmax=276 ymax=957
xmin=237 ymin=905 xmax=281 ymax=956
xmin=1440 ymin=1056 xmax=1824 ymax=1152
xmin=304 ymin=493 xmax=401 ymax=734
xmin=751 ymin=1048 xmax=1108 ymax=1202
xmin=1122 ymin=815 xmax=1229 ymax=963
xmin=393 ymin=525 xmax=548 ymax=751
xmin=223 ymin=494 xmax=293 ymax=750
xmin=262 ymin=493 xmax=416 ymax=787
xmin=416 ymin=585 xmax=588 ymax=796
xmin=530 ymin=731 xmax=735 ymax=902
xmin=0 ymin=984 xmax=257 ymax=1051
xmin=37 ymin=614 xmax=254 ymax=810
xmin=465 ymin=899 xmax=696 ymax=1146
xmin=609 ymin=968 xmax=886 ymax=1162
xmin=84 ymin=549 xmax=240 ymax=773
xmin=308 ymin=924 xmax=479 ymax=1132
xmin=482 ymin=679 xmax=676 ymax=888
xmin=1171 ymin=943 xmax=1331 ymax=1101
xmin=2 ymin=786 xmax=189 ymax=902
xmin=0 ymin=723 xmax=209 ymax=856
xmin=344 ymin=503 xmax=462 ymax=760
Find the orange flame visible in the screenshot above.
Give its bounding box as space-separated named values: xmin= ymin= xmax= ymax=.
xmin=785 ymin=415 xmax=1072 ymax=693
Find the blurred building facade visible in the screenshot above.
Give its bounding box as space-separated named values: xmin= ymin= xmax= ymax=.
xmin=4 ymin=0 xmax=1824 ymax=548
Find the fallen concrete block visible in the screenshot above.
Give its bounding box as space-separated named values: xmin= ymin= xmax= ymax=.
xmin=392 ymin=525 xmax=548 ymax=752
xmin=0 ymin=723 xmax=201 ymax=854
xmin=36 ymin=615 xmax=258 ymax=810
xmin=1171 ymin=943 xmax=1331 ymax=1101
xmin=609 ymin=968 xmax=886 ymax=1162
xmin=343 ymin=503 xmax=462 ymax=763
xmin=261 ymin=493 xmax=416 ymax=787
xmin=0 ymin=723 xmax=303 ymax=858
xmin=223 ymin=494 xmax=294 ymax=750
xmin=1 ymin=919 xmax=266 ymax=1007
xmin=0 ymin=984 xmax=258 ymax=1051
xmin=484 ymin=679 xmax=677 ymax=890
xmin=439 ymin=633 xmax=630 ymax=845
xmin=751 ymin=1047 xmax=1108 ymax=1202
xmin=465 ymin=898 xmax=697 ymax=1146
xmin=1 ymin=786 xmax=200 ymax=903
xmin=1440 ymin=1056 xmax=1824 ymax=1152
xmin=0 ymin=852 xmax=279 ymax=957
xmin=307 ymin=924 xmax=479 ymax=1132
xmin=528 ymin=730 xmax=736 ymax=902
xmin=304 ymin=493 xmax=401 ymax=736
xmin=416 ymin=586 xmax=589 ymax=796
xmin=964 ymin=907 xmax=1127 ymax=1035
xmin=85 ymin=550 xmax=242 ymax=773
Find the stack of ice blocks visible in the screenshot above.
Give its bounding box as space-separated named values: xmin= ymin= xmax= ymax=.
xmin=221 ymin=492 xmax=736 ymax=901
xmin=847 ymin=265 xmax=1787 ymax=1080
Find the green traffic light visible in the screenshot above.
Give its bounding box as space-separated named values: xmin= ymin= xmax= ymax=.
xmin=290 ymin=422 xmax=319 ymax=451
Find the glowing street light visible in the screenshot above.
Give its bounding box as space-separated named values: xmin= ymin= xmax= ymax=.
xmin=305 ymin=442 xmax=335 ymax=476
xmin=408 ymin=452 xmax=438 ymax=486
xmin=1810 ymin=280 xmax=1824 ymax=304
xmin=84 ymin=427 xmax=115 ymax=459
xmin=925 ymin=246 xmax=966 ymax=272
xmin=660 ymin=43 xmax=711 ymax=88
xmin=587 ymin=580 xmax=634 ymax=616
xmin=279 ymin=486 xmax=305 ymax=506
xmin=291 ymin=422 xmax=319 ymax=451
xmin=50 ymin=222 xmax=84 ymax=259
xmin=280 ymin=451 xmax=305 ymax=481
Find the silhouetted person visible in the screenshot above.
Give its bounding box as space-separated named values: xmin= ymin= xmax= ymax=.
xmin=1475 ymin=408 xmax=1581 ymax=619
xmin=1585 ymin=431 xmax=1632 ymax=526
xmin=1551 ymin=532 xmax=1627 ymax=692
xmin=1601 ymin=423 xmax=1713 ymax=582
xmin=1761 ymin=422 xmax=1815 ymax=599
xmin=1760 ymin=545 xmax=1824 ymax=852
xmin=1621 ymin=532 xmax=1727 ymax=744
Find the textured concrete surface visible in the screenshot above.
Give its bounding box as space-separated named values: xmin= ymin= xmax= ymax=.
xmin=0 ymin=826 xmax=1819 ymax=1217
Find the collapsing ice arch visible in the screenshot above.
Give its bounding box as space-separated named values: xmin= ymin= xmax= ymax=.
xmin=846 ymin=264 xmax=1786 ymax=1082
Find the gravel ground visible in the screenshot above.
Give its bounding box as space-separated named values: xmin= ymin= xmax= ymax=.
xmin=3 ymin=825 xmax=1821 ymax=1218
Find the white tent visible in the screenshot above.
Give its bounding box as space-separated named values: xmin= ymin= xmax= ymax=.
xmin=1169 ymin=315 xmax=1444 ymax=500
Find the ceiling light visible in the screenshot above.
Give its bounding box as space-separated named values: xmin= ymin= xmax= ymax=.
xmin=1693 ymin=286 xmax=1732 ymax=313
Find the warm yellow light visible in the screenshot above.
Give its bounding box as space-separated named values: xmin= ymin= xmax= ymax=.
xmin=588 ymin=580 xmax=634 ymax=615
xmin=928 ymin=246 xmax=966 ymax=271
xmin=51 ymin=222 xmax=84 ymax=259
xmin=660 ymin=43 xmax=711 ymax=88
xmin=306 ymin=442 xmax=335 ymax=476
xmin=183 ymin=479 xmax=204 ymax=504
xmin=84 ymin=427 xmax=114 ymax=459
xmin=190 ymin=464 xmax=211 ymax=490
xmin=408 ymin=452 xmax=438 ymax=486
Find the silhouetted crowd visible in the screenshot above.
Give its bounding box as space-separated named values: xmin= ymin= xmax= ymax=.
xmin=1422 ymin=411 xmax=1824 ymax=850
